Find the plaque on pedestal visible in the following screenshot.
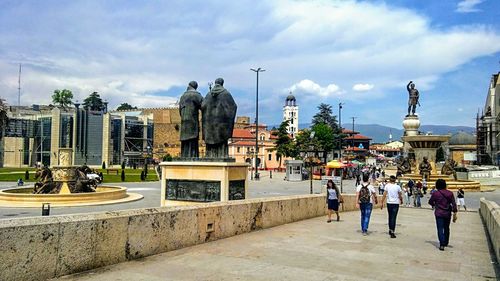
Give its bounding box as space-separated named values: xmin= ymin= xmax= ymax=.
xmin=159 ymin=161 xmax=249 ymax=206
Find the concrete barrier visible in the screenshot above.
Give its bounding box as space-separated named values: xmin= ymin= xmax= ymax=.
xmin=0 ymin=193 xmax=381 ymax=280
xmin=479 ymin=198 xmax=500 ymax=264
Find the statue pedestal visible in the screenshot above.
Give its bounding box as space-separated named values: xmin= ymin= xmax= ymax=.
xmin=159 ymin=161 xmax=249 ymax=206
xmin=402 ymin=115 xmax=420 ymax=136
xmin=402 ymin=135 xmax=450 ymax=175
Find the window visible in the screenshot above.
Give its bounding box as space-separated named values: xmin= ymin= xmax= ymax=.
xmin=268 ymin=154 xmax=272 ymax=161
xmin=237 ymin=147 xmax=240 ymax=153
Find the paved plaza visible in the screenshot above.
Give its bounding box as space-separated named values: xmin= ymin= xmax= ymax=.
xmin=54 ymin=207 xmax=498 ymax=281
xmin=0 ymin=172 xmax=499 ymax=219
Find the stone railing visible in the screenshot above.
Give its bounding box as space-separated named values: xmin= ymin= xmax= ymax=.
xmin=479 ymin=198 xmax=500 ymax=263
xmin=0 ymin=193 xmax=381 ymax=281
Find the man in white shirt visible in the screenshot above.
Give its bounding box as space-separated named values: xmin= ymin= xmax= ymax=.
xmin=356 ymin=173 xmax=378 ymax=235
xmin=381 ymin=175 xmax=403 ymax=238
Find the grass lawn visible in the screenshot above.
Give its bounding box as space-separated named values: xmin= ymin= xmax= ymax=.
xmin=0 ymin=168 xmax=159 ymax=183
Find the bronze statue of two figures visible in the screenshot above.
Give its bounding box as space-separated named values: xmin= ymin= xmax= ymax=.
xmin=407 ymin=80 xmax=420 ymax=116
xmin=179 ymin=78 xmax=237 ymax=159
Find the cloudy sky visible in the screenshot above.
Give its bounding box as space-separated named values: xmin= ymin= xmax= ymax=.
xmin=0 ymin=0 xmax=499 ymax=129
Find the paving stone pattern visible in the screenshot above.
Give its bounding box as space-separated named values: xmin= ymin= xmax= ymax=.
xmin=55 ymin=208 xmax=498 ymax=281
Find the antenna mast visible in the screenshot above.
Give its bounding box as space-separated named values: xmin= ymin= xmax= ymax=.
xmin=17 ymin=63 xmax=21 ymax=106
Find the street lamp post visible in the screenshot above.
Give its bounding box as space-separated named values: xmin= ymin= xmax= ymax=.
xmin=338 ymin=102 xmax=344 ymax=160
xmin=309 ymin=152 xmax=313 ymax=194
xmin=338 ymin=103 xmax=344 ymax=194
xmin=246 ymin=148 xmax=254 ymax=180
xmin=251 ymin=67 xmax=265 ymax=180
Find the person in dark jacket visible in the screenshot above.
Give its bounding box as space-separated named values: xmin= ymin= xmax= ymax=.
xmin=428 ymin=179 xmax=458 ymax=251
xmin=201 ymin=78 xmax=237 ymax=158
xmin=179 ymin=81 xmax=203 ymax=158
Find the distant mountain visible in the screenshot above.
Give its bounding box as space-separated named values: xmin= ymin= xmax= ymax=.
xmin=270 ymin=122 xmax=474 ymax=143
xmin=344 ymin=124 xmax=475 ymax=143
xmin=419 ymin=125 xmax=475 ymax=135
xmin=346 ymin=124 xmax=403 ymax=144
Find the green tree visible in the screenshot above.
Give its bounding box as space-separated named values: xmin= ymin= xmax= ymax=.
xmin=271 ymin=120 xmax=298 ymax=168
xmin=0 ymin=98 xmax=8 ymax=137
xmin=310 ymin=103 xmax=344 ymax=156
xmin=51 ymin=89 xmax=73 ymax=108
xmin=436 ymin=146 xmax=445 ymax=162
xmin=312 ymin=103 xmax=339 ymax=131
xmin=312 ymin=123 xmax=335 ymax=163
xmin=83 ymin=92 xmax=104 ymax=111
xmin=0 ymin=98 xmax=7 ymax=167
xmin=116 ymin=103 xmax=137 ymax=111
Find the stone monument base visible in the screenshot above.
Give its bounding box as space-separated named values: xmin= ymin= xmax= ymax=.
xmin=160 ymin=161 xmax=249 ymax=206
xmin=402 ymin=115 xmax=420 ymax=136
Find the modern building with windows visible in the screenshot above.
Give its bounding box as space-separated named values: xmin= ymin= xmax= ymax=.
xmin=2 ymin=105 xmax=153 ymax=168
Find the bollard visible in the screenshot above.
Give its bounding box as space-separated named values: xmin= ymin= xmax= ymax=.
xmin=270 ymin=170 xmax=272 ymax=179
xmin=42 ymin=203 xmax=50 ymax=216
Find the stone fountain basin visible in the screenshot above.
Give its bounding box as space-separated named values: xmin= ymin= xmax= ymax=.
xmin=401 ymin=175 xmax=481 ymax=191
xmin=0 ymin=186 xmax=143 ymax=208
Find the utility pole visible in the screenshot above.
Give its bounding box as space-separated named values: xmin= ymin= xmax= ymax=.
xmin=250 ymin=67 xmax=265 ymax=180
xmin=351 ymin=117 xmax=357 ymax=148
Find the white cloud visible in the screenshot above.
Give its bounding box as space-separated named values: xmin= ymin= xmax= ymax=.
xmin=288 ymin=79 xmax=341 ymax=97
xmin=456 ymin=0 xmax=484 ymax=13
xmin=352 ymin=84 xmax=374 ymax=91
xmin=0 ymin=0 xmax=498 ymax=119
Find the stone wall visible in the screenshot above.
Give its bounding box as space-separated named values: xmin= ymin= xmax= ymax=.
xmin=0 ymin=194 xmax=381 ymax=281
xmin=479 ymin=198 xmax=500 ymax=263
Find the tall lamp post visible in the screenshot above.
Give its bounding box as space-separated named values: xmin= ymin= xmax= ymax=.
xmin=251 ymin=67 xmax=265 ymax=180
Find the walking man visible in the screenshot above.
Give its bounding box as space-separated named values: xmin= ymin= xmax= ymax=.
xmin=356 ymin=173 xmax=378 ymax=236
xmin=381 ymin=176 xmax=403 ymax=238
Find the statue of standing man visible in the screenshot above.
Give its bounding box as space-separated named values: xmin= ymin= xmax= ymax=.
xmin=407 ymin=80 xmax=420 ymax=116
xmin=179 ymin=81 xmax=203 ymax=158
xmin=201 ymin=78 xmax=237 ymax=158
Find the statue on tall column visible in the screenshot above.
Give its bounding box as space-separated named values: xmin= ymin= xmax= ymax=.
xmin=419 ymin=156 xmax=431 ymax=181
xmin=201 ymin=78 xmax=237 ymax=158
xmin=406 ymin=81 xmax=420 ymax=116
xmin=179 ymin=81 xmax=203 ymax=158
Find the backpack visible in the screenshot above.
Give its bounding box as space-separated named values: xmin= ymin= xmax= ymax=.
xmin=359 ymin=184 xmax=371 ymax=204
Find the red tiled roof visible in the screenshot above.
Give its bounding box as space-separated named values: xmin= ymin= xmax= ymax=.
xmin=344 ymin=146 xmax=367 ymax=151
xmin=230 ymin=141 xmax=274 ymax=147
xmin=232 ymin=129 xmax=254 ymax=139
xmin=342 ymin=129 xmax=359 ymax=134
xmin=343 ymin=134 xmax=372 ymax=140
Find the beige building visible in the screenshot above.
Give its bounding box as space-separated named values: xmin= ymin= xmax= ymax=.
xmin=229 ymin=125 xmax=284 ymax=170
xmin=448 ymin=132 xmax=476 ymax=165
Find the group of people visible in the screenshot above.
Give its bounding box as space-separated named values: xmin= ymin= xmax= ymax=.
xmin=326 ymin=174 xmax=462 ymax=251
xmin=400 ymin=178 xmax=427 ymax=207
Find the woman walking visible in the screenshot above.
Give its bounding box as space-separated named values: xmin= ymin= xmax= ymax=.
xmin=428 ymin=179 xmax=458 ymax=251
xmin=326 ymin=180 xmax=343 ymax=222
